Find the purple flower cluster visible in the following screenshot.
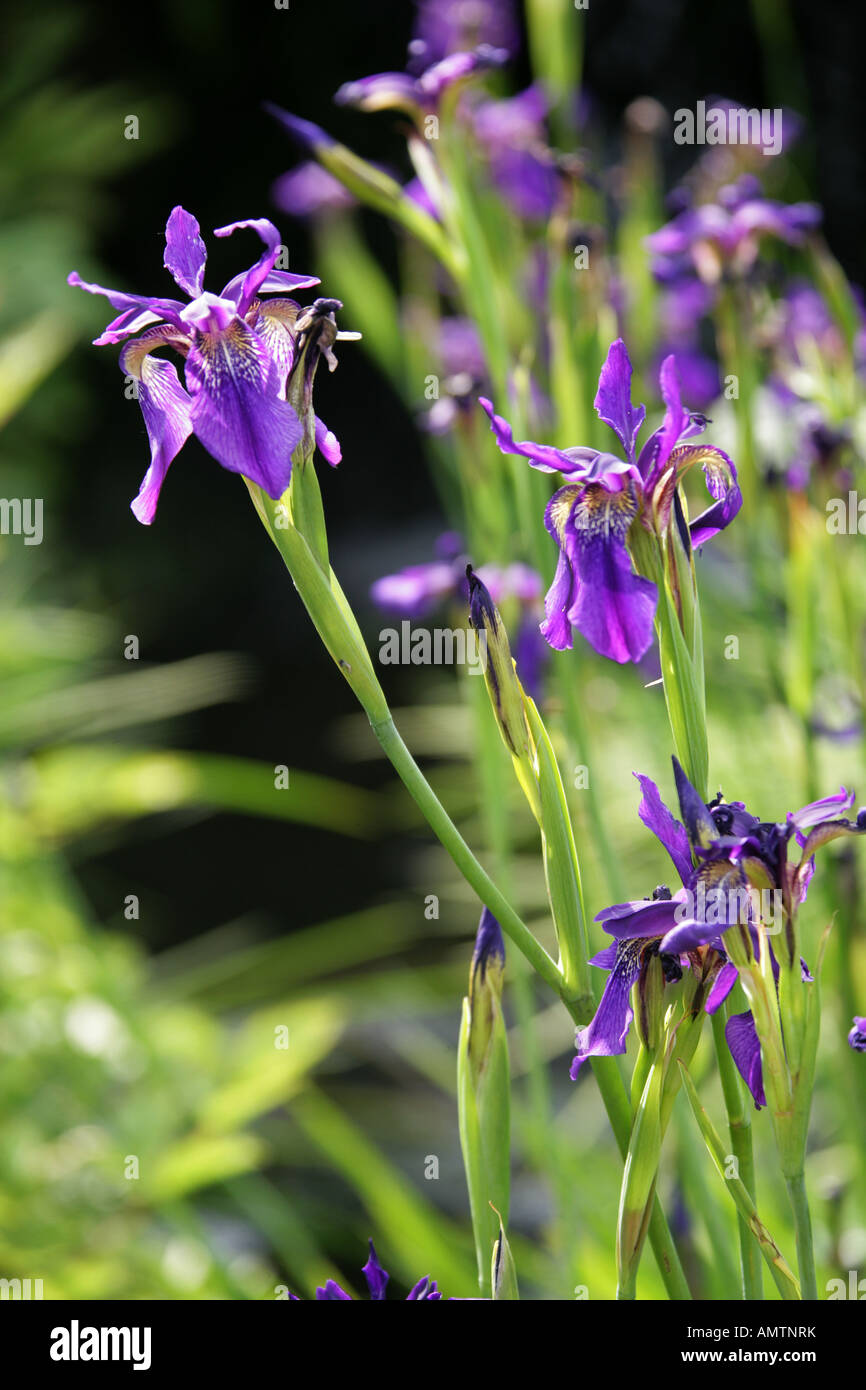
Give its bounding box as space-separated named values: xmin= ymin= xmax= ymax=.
xmin=573 ymin=760 xmax=866 ymax=1106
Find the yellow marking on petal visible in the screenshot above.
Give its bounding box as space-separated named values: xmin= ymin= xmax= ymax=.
xmin=546 ymin=484 xmax=583 ymax=540
xmin=573 ymin=482 xmax=638 ymax=540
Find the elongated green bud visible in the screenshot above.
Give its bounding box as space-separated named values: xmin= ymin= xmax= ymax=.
xmin=616 ymin=1051 xmax=664 ymax=1299
xmin=458 ymin=907 xmax=510 ymax=1296
xmin=466 ymin=566 xmax=541 ymax=820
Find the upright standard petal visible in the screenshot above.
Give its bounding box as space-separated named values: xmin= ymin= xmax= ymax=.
xmin=163 ymin=206 xmax=207 ymax=298
xmin=669 ymin=443 xmax=742 ymax=547
xmin=593 ymin=338 xmax=646 ymax=463
xmin=672 ymin=756 xmax=718 ymax=849
xmin=725 ymin=1010 xmax=766 ymax=1109
xmin=637 ymin=354 xmax=690 ymax=487
xmin=634 ymin=772 xmax=693 ymax=885
xmin=184 ymin=318 xmax=303 ymax=499
xmin=214 ymin=217 xmax=285 ymax=316
xmin=362 ymin=1240 xmax=389 ymax=1299
xmin=119 ymin=327 xmax=194 ymax=525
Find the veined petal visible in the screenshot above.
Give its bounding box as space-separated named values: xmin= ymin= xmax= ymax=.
xmin=570 ymin=939 xmax=643 ymax=1077
xmin=247 ymin=297 xmax=300 ymax=396
xmin=539 ymin=485 xmax=582 ymax=650
xmin=184 ymin=318 xmax=302 ymax=499
xmin=788 ymin=786 xmax=855 ymax=834
xmin=670 ymin=443 xmax=742 ymax=547
xmin=593 ymin=338 xmax=646 ymax=463
xmin=565 ymin=483 xmax=657 ymax=663
xmin=119 ymin=325 xmax=194 ymax=525
xmin=725 ymin=1010 xmax=766 ymax=1109
xmin=634 ymin=772 xmax=693 ymax=885
xmin=479 ymin=397 xmax=578 ymax=474
xmin=793 ymin=809 xmax=866 ymax=898
xmin=214 ymin=217 xmax=285 ymax=316
xmin=68 ymin=272 xmax=186 ymax=345
xmin=163 ymin=206 xmax=207 ymax=297
xmin=706 ymin=960 xmax=739 ymax=1014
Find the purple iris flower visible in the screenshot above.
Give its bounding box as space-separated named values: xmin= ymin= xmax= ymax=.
xmin=848 ymin=1017 xmax=866 ymax=1052
xmin=372 ymin=536 xmax=547 ymax=699
xmin=289 ymin=1239 xmax=443 ymax=1300
xmin=421 ymin=317 xmax=486 ymax=434
xmin=572 ymin=758 xmax=866 ymax=1107
xmin=480 ymin=339 xmax=741 ymax=663
xmin=272 ymin=161 xmax=357 ymax=218
xmin=371 ymin=533 xmax=542 ymax=619
xmin=68 ymin=208 xmax=341 ymax=524
xmin=409 ymin=0 xmax=520 ymax=69
xmin=335 ymin=45 xmax=508 ymax=117
xmin=471 ymin=85 xmax=559 ymax=219
xmin=647 ymin=175 xmax=821 ymax=284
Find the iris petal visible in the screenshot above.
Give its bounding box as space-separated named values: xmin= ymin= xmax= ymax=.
xmin=570 ymin=939 xmax=643 ymax=1077
xmin=593 ymin=337 xmax=646 ymax=463
xmin=214 ymin=217 xmax=285 ymax=316
xmin=725 ymin=1010 xmax=766 ymax=1108
xmin=184 ymin=318 xmax=302 ymax=499
xmin=634 ymin=772 xmax=693 ymax=885
xmin=479 ymin=397 xmax=578 ymax=474
xmin=163 ymin=206 xmax=207 ymax=298
xmin=119 ymin=326 xmax=194 ymax=525
xmin=67 ymin=272 xmax=186 ymax=345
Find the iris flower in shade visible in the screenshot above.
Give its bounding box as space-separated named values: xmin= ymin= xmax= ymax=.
xmin=290 ymin=1240 xmax=443 ymax=1300
xmin=371 ymin=536 xmax=546 ymax=698
xmin=335 ymin=45 xmax=508 ymax=118
xmin=272 ymin=161 xmax=357 ymax=218
xmin=409 ymin=0 xmax=520 ymax=68
xmin=646 ymin=175 xmax=821 ymax=285
xmin=371 ymin=534 xmax=542 ymax=619
xmin=848 ymin=1017 xmax=866 ymax=1052
xmin=480 ymin=338 xmax=741 ymax=662
xmin=471 ymin=85 xmax=560 ymax=220
xmin=68 ymin=207 xmax=341 ymax=524
xmin=571 ymin=758 xmax=866 ymax=1108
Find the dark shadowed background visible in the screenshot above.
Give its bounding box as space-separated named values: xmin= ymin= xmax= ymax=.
xmin=35 ymin=0 xmax=866 ymax=947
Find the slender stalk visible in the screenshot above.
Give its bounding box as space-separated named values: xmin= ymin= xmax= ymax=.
xmin=249 ymin=486 xmax=692 ymax=1298
xmin=785 ymin=1171 xmax=818 ymax=1301
xmin=711 ymin=1008 xmax=763 ymax=1300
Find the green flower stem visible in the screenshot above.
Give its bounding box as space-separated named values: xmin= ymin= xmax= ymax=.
xmin=711 ymin=1007 xmax=763 ymax=1300
xmin=248 ymin=483 xmax=691 ymax=1299
xmin=785 ymin=1170 xmax=818 ymax=1301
